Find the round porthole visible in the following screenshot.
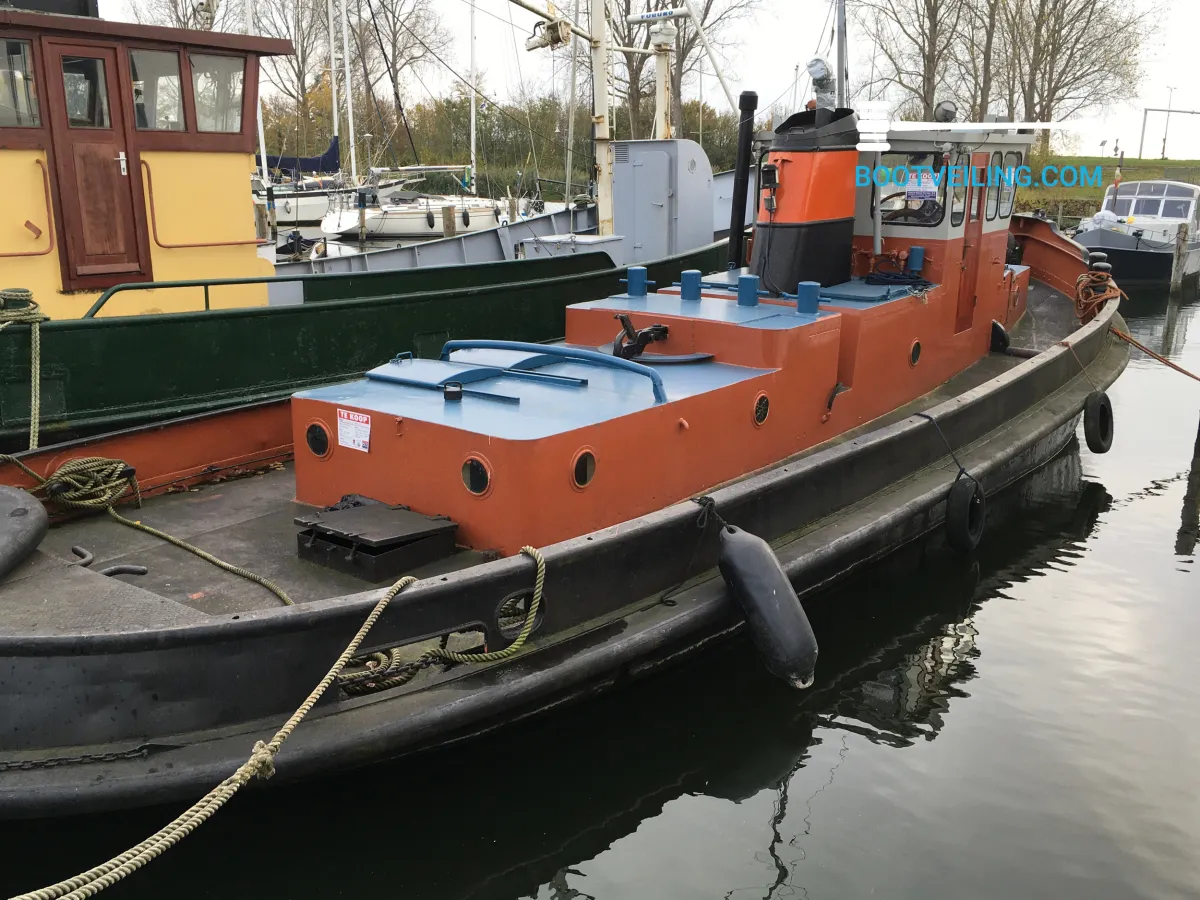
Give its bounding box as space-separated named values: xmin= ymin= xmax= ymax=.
xmin=461 ymin=456 xmax=491 ymax=495
xmin=910 ymin=340 xmax=922 ymax=367
xmin=753 ymin=393 xmax=770 ymax=426
xmin=305 ymin=422 xmax=330 ymax=457
xmin=572 ymin=449 xmax=596 ymax=488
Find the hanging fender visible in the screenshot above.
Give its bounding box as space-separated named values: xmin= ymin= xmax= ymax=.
xmin=1083 ymin=390 xmax=1114 ymax=453
xmin=717 ymin=524 xmax=817 ymax=689
xmin=462 ymin=208 xmax=471 ymax=227
xmin=426 ymin=210 xmax=436 ymax=229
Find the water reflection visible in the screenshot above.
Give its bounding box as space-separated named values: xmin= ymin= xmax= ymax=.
xmin=1 ymin=446 xmax=1114 ymax=900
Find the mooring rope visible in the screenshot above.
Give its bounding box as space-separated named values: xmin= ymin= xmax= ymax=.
xmin=0 ymin=455 xmax=294 ymax=607
xmin=0 ymin=288 xmax=48 ymax=450
xmin=339 ymin=546 xmax=545 ymax=694
xmin=9 ymin=573 xmax=420 ymax=900
xmin=9 ymin=543 xmax=546 ymax=900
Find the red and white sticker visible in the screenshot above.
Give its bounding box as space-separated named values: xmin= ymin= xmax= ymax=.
xmin=336 ymin=409 xmax=371 ymax=452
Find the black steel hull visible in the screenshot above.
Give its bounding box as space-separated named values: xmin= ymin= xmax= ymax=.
xmin=0 ymin=286 xmax=1128 ymax=818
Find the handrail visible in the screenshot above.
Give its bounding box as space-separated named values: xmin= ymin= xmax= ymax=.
xmin=141 ymin=159 xmax=269 ymax=250
xmin=1 ymin=159 xmax=55 ymax=258
xmin=440 ymin=339 xmax=668 ymax=403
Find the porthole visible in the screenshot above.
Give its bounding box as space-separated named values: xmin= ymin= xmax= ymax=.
xmin=910 ymin=340 xmax=922 ymax=367
xmin=753 ymin=393 xmax=770 ymax=426
xmin=461 ymin=456 xmax=491 ymax=495
xmin=305 ymin=422 xmax=331 ymax=457
xmin=572 ymin=449 xmax=596 ymax=488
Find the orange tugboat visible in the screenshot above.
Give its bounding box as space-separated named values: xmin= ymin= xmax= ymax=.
xmin=0 ymin=98 xmax=1127 ymax=818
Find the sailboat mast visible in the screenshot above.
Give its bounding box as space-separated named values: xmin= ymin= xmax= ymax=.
xmin=340 ymin=0 xmax=358 ymax=180
xmin=327 ymin=0 xmax=339 ymax=141
xmin=246 ymin=0 xmax=269 ymax=182
xmin=564 ymin=0 xmax=580 ymax=199
xmin=835 ymin=0 xmax=847 ymax=107
xmin=590 ymin=0 xmax=612 ymax=234
xmin=469 ymin=0 xmax=477 ymax=194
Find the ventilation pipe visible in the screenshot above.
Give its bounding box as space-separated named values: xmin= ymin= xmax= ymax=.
xmin=726 ymin=90 xmax=758 ymax=270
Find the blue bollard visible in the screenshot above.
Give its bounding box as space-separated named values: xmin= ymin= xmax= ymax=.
xmin=795 ymin=280 xmax=820 ymax=314
xmin=680 ymin=269 xmax=702 ymax=301
xmin=906 ymin=246 xmax=926 ymax=274
xmin=737 ymin=274 xmax=760 ymax=307
xmin=623 ymin=266 xmax=649 ymax=298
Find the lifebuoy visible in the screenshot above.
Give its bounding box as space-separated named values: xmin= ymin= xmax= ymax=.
xmin=945 ymin=476 xmax=986 ymax=551
xmin=1083 ymin=390 xmax=1114 ymax=453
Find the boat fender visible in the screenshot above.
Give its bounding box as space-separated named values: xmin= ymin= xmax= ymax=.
xmin=1083 ymin=390 xmax=1114 ymax=453
xmin=494 ymin=206 xmax=501 ymax=222
xmin=462 ymin=208 xmax=471 ymax=227
xmin=426 ymin=210 xmax=436 ymax=229
xmin=0 ymin=485 xmax=47 ymax=580
xmin=717 ymin=524 xmax=818 ymax=689
xmin=945 ymin=476 xmax=987 ymax=552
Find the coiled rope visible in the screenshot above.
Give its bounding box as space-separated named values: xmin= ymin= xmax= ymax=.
xmin=339 ymin=546 xmax=545 ymax=694
xmin=0 ymin=288 xmax=48 ymax=450
xmin=0 ymin=454 xmax=294 ymax=606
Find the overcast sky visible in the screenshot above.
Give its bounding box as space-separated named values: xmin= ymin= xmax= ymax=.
xmin=99 ymin=0 xmax=1200 ymax=161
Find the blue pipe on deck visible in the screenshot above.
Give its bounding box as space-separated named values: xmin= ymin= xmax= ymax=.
xmin=907 ymin=246 xmax=926 ymax=273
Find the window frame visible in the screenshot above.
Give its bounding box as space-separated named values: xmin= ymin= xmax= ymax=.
xmin=0 ymin=37 xmax=43 ymax=131
xmin=1133 ymin=197 xmax=1162 ymax=217
xmin=0 ymin=31 xmax=52 ymax=149
xmin=985 ymin=151 xmax=1002 ymax=221
xmin=869 ymin=151 xmax=949 ymax=229
xmin=950 ymin=152 xmax=968 ymax=227
xmin=188 ymin=50 xmax=247 ymax=135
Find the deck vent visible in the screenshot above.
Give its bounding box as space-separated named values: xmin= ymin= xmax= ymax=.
xmin=614 ymin=143 xmax=630 ymax=164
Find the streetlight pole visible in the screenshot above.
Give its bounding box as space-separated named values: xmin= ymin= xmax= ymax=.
xmin=1162 ymin=86 xmax=1176 ymax=160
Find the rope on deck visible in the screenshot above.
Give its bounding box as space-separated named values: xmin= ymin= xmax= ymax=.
xmin=0 ymin=288 xmax=48 ymax=450
xmin=10 ymin=546 xmax=546 ymax=900
xmin=0 ymin=454 xmax=294 ymax=607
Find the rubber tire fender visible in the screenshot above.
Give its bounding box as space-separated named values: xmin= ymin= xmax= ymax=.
xmin=1083 ymin=390 xmax=1114 ymax=453
xmin=945 ymin=476 xmax=986 ymax=552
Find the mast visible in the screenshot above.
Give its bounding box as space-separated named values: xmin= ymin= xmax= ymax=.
xmin=565 ymin=0 xmax=580 ymax=199
xmin=469 ymin=0 xmax=477 ymax=193
xmin=327 ymin=0 xmax=339 ymax=142
xmin=246 ymin=0 xmax=269 ymax=183
xmin=835 ymin=0 xmax=847 ymax=107
xmin=340 ymin=0 xmax=358 ymax=180
xmin=591 ymin=0 xmax=613 ymax=234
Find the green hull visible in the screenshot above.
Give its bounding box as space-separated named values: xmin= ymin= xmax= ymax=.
xmin=0 ymin=242 xmax=728 ymax=448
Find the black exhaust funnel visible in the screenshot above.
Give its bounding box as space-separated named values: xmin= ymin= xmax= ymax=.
xmin=726 ymin=90 xmax=758 ymax=270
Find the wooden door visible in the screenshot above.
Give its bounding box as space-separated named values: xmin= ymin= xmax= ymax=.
xmin=44 ymin=41 xmax=148 ymax=288
xmin=955 ymin=152 xmax=989 ymax=333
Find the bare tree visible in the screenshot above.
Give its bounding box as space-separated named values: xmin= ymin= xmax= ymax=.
xmin=947 ymin=0 xmax=1001 ymax=119
xmin=255 ymin=0 xmax=325 ymax=153
xmin=125 ymin=0 xmax=236 ymax=31
xmin=857 ymin=0 xmax=964 ymax=119
xmin=668 ymin=0 xmax=759 ymax=130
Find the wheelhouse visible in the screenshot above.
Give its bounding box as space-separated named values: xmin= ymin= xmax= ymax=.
xmin=1102 ymin=181 xmax=1200 ymax=224
xmin=0 ymin=9 xmax=291 ymax=317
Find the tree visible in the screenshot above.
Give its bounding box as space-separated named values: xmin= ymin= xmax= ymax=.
xmin=125 ymin=0 xmax=235 ymax=30
xmin=857 ymin=0 xmax=964 ymax=119
xmin=256 ymin=0 xmax=326 ymax=155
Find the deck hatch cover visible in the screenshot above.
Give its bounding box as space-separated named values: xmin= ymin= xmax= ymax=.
xmin=295 ymin=503 xmax=458 ymax=582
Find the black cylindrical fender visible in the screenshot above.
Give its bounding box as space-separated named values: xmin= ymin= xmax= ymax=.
xmin=717 ymin=524 xmax=817 ymax=688
xmin=0 ymin=486 xmax=47 ymax=580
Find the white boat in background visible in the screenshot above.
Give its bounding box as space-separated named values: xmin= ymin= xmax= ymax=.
xmin=254 ymin=175 xmax=346 ymax=226
xmin=1074 ymin=180 xmax=1200 ymax=284
xmin=321 ymin=188 xmax=504 ymax=239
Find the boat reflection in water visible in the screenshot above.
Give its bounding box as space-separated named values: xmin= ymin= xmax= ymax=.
xmin=0 ymin=444 xmax=1113 ymax=900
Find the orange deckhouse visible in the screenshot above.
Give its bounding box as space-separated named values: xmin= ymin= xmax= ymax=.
xmin=0 ymin=9 xmax=291 ymax=317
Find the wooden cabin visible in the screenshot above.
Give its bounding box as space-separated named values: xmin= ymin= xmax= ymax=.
xmin=0 ymin=9 xmax=291 ymax=317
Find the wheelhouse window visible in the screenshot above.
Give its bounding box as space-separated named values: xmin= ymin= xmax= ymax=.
xmin=873 ymin=151 xmax=948 ymax=227
xmin=1133 ymin=198 xmax=1161 ymax=216
xmin=985 ymin=151 xmax=1002 ymax=220
xmin=1103 ymin=186 xmax=1133 ymax=217
xmin=61 ymin=56 xmax=111 ymax=128
xmin=1161 ymin=198 xmax=1192 ymax=219
xmin=950 ymin=153 xmax=967 ymax=226
xmin=191 ymin=53 xmax=244 ymax=133
xmin=1 ymin=40 xmax=39 ymax=127
xmin=1137 ymin=183 xmax=1166 ymax=197
xmin=129 ymin=49 xmax=183 ymax=131
xmin=999 ymin=151 xmax=1020 ymax=218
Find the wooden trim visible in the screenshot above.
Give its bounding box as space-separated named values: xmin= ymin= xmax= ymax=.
xmin=140 ymin=159 xmax=267 ymax=249
xmin=0 ymin=10 xmax=292 ymax=56
xmin=0 ymin=159 xmax=56 ymax=258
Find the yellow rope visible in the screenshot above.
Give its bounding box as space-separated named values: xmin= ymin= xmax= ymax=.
xmin=0 ymin=288 xmax=48 ymax=450
xmin=0 ymin=455 xmax=294 ymax=606
xmin=9 ymin=574 xmax=419 ymax=900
